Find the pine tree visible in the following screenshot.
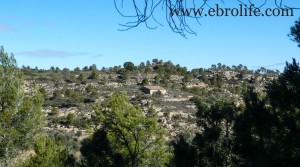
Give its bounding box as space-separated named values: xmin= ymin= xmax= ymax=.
xmin=89 ymin=69 xmax=99 ymax=79
xmin=0 ymin=47 xmax=44 ymax=166
xmin=21 ymin=135 xmax=75 ymax=167
xmin=95 ymin=92 xmax=173 ymax=167
xmin=193 ymin=100 xmax=238 ymax=166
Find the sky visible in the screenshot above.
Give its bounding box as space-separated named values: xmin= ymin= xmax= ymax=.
xmin=1 ymin=0 xmax=300 ymax=71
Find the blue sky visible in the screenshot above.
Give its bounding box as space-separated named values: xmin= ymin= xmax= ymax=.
xmin=1 ymin=0 xmax=300 ymax=71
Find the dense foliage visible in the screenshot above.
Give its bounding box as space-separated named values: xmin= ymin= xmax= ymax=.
xmin=82 ymin=92 xmax=173 ymax=167
xmin=0 ymin=47 xmax=44 ymax=166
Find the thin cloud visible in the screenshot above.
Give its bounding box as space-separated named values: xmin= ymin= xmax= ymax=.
xmin=0 ymin=23 xmax=15 ymax=32
xmin=0 ymin=15 xmax=54 ymax=30
xmin=251 ymin=63 xmax=285 ymax=68
xmin=16 ymin=49 xmax=91 ymax=58
xmin=264 ymin=63 xmax=285 ymax=67
xmin=89 ymin=54 xmax=104 ymax=58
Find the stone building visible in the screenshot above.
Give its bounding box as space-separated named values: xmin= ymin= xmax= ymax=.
xmin=142 ymin=86 xmax=167 ymax=95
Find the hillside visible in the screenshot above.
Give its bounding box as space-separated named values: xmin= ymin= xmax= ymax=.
xmin=21 ymin=60 xmax=279 ymax=157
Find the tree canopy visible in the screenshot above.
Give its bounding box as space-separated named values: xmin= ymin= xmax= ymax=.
xmin=83 ymin=92 xmax=173 ymax=167
xmin=0 ymin=47 xmax=44 ymax=166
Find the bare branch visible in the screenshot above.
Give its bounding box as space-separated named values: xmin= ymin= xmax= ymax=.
xmin=114 ymin=0 xmax=300 ymax=37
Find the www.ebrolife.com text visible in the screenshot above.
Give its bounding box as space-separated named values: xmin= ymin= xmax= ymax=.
xmin=170 ymin=4 xmax=294 ymax=17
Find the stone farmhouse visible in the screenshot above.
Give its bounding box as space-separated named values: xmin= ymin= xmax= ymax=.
xmin=142 ymin=86 xmax=167 ymax=95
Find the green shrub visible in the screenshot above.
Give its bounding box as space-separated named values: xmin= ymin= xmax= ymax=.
xmin=66 ymin=113 xmax=75 ymax=126
xmin=86 ymin=84 xmax=94 ymax=93
xmin=53 ymin=89 xmax=62 ymax=98
xmin=50 ymin=107 xmax=58 ymax=115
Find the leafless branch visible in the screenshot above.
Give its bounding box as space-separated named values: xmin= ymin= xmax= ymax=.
xmin=114 ymin=0 xmax=300 ymax=38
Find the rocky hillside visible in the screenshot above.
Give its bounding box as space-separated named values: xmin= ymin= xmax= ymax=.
xmin=22 ymin=60 xmax=279 ymax=154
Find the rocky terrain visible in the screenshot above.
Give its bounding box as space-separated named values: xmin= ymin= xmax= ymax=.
xmin=21 ymin=61 xmax=279 ymax=154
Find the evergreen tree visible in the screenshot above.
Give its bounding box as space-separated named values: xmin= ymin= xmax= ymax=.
xmin=172 ymin=135 xmax=197 ymax=167
xmin=193 ymin=100 xmax=238 ymax=167
xmin=123 ymin=62 xmax=135 ymax=71
xmin=88 ymin=69 xmax=99 ymax=79
xmin=78 ymin=73 xmax=86 ymax=81
xmin=66 ymin=113 xmax=75 ymax=126
xmin=233 ymin=59 xmax=300 ymax=166
xmin=289 ymin=18 xmax=300 ymax=47
xmin=95 ymin=92 xmax=173 ymax=167
xmin=233 ymin=89 xmax=278 ymax=166
xmin=81 ymin=129 xmax=123 ymax=167
xmin=0 ymin=47 xmax=44 ymax=165
xmin=21 ymin=135 xmax=75 ymax=167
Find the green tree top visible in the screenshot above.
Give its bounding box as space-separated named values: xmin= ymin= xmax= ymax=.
xmin=0 ymin=47 xmax=44 ymax=166
xmin=98 ymin=92 xmax=173 ymax=167
xmin=123 ymin=62 xmax=136 ymax=71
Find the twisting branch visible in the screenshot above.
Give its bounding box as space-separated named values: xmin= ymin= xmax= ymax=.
xmin=114 ymin=0 xmax=300 ymax=38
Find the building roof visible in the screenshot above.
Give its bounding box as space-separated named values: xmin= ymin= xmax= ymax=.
xmin=143 ymin=85 xmax=166 ymax=90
